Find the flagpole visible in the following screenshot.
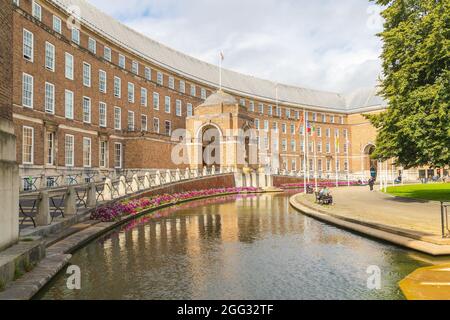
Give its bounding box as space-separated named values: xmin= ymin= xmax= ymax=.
xmin=335 ymin=139 xmax=339 ymax=188
xmin=314 ymin=139 xmax=318 ymax=191
xmin=219 ymin=53 xmax=222 ymax=91
xmin=303 ymin=109 xmax=307 ymax=194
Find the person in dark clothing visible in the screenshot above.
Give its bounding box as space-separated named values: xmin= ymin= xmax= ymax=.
xmin=369 ymin=178 xmax=375 ymax=191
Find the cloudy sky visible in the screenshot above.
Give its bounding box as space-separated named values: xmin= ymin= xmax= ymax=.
xmin=87 ymin=0 xmax=384 ymax=94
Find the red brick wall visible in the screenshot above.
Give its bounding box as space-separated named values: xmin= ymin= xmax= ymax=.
xmin=135 ymin=174 xmax=235 ymax=199
xmin=0 ymin=0 xmax=12 ymax=121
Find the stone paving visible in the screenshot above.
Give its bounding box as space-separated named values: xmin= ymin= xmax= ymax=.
xmin=298 ymin=186 xmax=448 ymax=244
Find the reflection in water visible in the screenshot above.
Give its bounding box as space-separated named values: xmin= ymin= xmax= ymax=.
xmin=37 ymin=193 xmax=428 ymax=300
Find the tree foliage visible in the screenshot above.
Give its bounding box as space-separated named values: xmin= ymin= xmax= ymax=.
xmin=367 ymin=0 xmax=450 ymax=169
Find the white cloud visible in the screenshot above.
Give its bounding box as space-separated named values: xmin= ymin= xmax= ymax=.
xmin=87 ymin=0 xmax=383 ymax=93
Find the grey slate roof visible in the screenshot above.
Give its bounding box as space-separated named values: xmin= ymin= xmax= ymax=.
xmin=51 ymin=0 xmax=387 ymax=113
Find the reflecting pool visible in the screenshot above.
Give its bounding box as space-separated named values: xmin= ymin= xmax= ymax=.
xmin=37 ymin=192 xmax=429 ymax=300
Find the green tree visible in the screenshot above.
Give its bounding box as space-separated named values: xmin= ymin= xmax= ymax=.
xmin=367 ymin=0 xmax=450 ymax=169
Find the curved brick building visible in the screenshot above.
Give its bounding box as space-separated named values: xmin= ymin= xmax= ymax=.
xmin=9 ymin=0 xmax=441 ymax=185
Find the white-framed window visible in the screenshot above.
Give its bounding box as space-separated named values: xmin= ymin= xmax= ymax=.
xmin=326 ymin=159 xmax=332 ymax=171
xmin=276 ymin=106 xmax=281 ymax=117
xmin=168 ymin=76 xmax=175 ymax=89
xmin=336 ymin=159 xmax=340 ymax=171
xmin=268 ymin=106 xmax=273 ymax=116
xmin=239 ymin=98 xmax=246 ymax=107
xmin=291 ymin=159 xmax=297 ymax=171
xmin=321 ymin=114 xmax=326 ymax=122
xmin=23 ymin=29 xmax=33 ymax=61
xmin=318 ymin=159 xmax=323 ymax=172
xmin=291 ymin=140 xmax=296 ymax=152
xmin=330 ymin=115 xmax=335 ymax=123
xmin=164 ymin=96 xmax=171 ymax=113
xmin=286 ymin=108 xmax=291 ymax=118
xmin=104 ymin=46 xmax=112 ymax=62
xmin=282 ymin=139 xmax=287 ymax=152
xmin=153 ymin=117 xmax=160 ymax=133
xmin=246 ymin=101 xmax=253 ymax=112
xmin=65 ymin=134 xmax=74 ymax=167
xmin=153 ymin=92 xmax=159 ymax=110
xmin=326 ymin=128 xmax=331 ymax=138
xmin=258 ymin=103 xmax=264 ymax=114
xmin=83 ymin=96 xmax=91 ymax=123
xmin=132 ymin=61 xmax=139 ymax=75
xmin=141 ymin=114 xmax=148 ymax=132
xmin=141 ymin=88 xmax=148 ymax=107
xmin=255 ymin=119 xmax=260 ymax=130
xmin=128 ymin=111 xmax=135 ymax=131
xmin=294 ymin=110 xmax=300 ymax=120
xmin=299 ymin=125 xmax=304 ymax=135
xmin=290 ymin=124 xmax=295 ymax=135
xmin=201 ymin=88 xmax=207 ymax=100
xmin=176 ymin=100 xmax=182 ymax=117
xmin=65 ymin=53 xmax=74 ymax=80
xmin=317 ymin=127 xmax=322 ymax=137
xmin=312 ymin=112 xmax=317 ymax=122
xmin=335 ymin=129 xmax=340 ymax=138
xmin=22 ymin=73 xmax=33 ymax=108
xmin=114 ymin=76 xmax=121 ymax=98
xmin=88 ymin=37 xmax=96 ymax=54
xmin=282 ymin=123 xmax=287 ymax=134
xmin=118 ymin=54 xmax=125 ymax=69
xmin=179 ymin=80 xmax=185 ymax=93
xmin=273 ymin=122 xmax=278 ymax=132
xmin=22 ymin=126 xmax=34 ymax=164
xmin=340 ymin=116 xmax=345 ymax=125
xmin=53 ymin=16 xmax=62 ymax=33
xmin=190 ymin=84 xmax=196 ymax=97
xmin=144 ymin=67 xmax=151 ymax=80
xmin=46 ymin=132 xmax=55 ymax=166
xmin=99 ymin=140 xmax=108 ymax=168
xmin=326 ymin=142 xmax=331 ymax=154
xmin=264 ymin=120 xmax=269 ymax=131
xmin=32 ymin=1 xmax=42 ymax=21
xmin=83 ymin=137 xmax=91 ymax=168
xmin=165 ymin=120 xmax=172 ymax=135
xmin=157 ymin=72 xmax=163 ymax=85
xmin=187 ymin=103 xmax=193 ymax=117
xmin=71 ymin=27 xmax=80 ymax=44
xmin=343 ymin=129 xmax=348 ymax=139
xmin=99 ymin=70 xmax=107 ymax=93
xmin=83 ymin=62 xmax=91 ymax=87
xmin=128 ymin=82 xmax=135 ymax=103
xmin=45 ymin=42 xmax=55 ymax=71
xmin=317 ymin=142 xmax=323 ymax=153
xmin=99 ymin=102 xmax=107 ymax=127
xmin=44 ymin=82 xmax=55 ymax=114
xmin=65 ymin=90 xmax=74 ymax=119
xmin=114 ymin=107 xmax=121 ymax=130
xmin=114 ymin=143 xmax=122 ymax=169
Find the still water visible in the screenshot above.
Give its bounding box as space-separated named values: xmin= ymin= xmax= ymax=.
xmin=37 ymin=192 xmax=429 ymax=300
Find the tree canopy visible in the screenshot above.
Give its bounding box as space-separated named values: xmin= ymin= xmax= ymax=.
xmin=367 ymin=0 xmax=450 ymax=169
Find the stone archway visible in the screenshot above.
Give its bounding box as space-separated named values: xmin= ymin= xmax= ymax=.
xmin=363 ymin=143 xmax=377 ymax=178
xmin=198 ymin=124 xmax=222 ymax=169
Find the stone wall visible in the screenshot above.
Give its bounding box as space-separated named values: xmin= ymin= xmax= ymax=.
xmin=0 ymin=0 xmax=19 ymax=251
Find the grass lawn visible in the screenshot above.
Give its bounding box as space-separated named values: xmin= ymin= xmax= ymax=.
xmin=386 ymin=183 xmax=450 ymax=202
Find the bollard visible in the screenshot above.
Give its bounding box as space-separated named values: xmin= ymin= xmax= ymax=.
xmin=155 ymin=171 xmax=161 ymax=186
xmin=119 ymin=176 xmax=127 ymax=195
xmin=64 ymin=186 xmax=77 ymax=215
xmin=211 ymin=165 xmax=216 ymax=175
xmin=203 ymin=166 xmax=208 ymax=176
xmin=165 ymin=170 xmax=172 ymax=184
xmin=86 ymin=182 xmax=97 ymax=207
xmin=132 ymin=174 xmax=139 ymax=192
xmin=144 ymin=172 xmax=151 ymax=189
xmin=36 ymin=191 xmax=51 ymax=226
xmin=103 ymin=178 xmax=113 ymax=201
xmin=193 ymin=169 xmax=199 ymax=178
xmin=185 ymin=168 xmax=190 ymax=180
xmin=175 ymin=169 xmax=181 ymax=181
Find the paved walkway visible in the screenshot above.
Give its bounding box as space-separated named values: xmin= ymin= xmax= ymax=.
xmin=299 ymin=186 xmax=447 ymax=244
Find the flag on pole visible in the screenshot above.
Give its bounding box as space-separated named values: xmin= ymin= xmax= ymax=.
xmin=220 ymin=51 xmax=224 ymax=61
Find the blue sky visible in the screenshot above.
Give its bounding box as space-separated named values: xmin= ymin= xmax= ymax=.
xmin=87 ymin=0 xmax=384 ymax=93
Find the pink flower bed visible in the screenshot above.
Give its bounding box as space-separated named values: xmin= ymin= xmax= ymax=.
xmin=91 ymin=187 xmax=259 ymax=222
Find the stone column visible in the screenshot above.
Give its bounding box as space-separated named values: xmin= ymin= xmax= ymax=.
xmin=86 ymin=182 xmax=97 ymax=207
xmin=64 ymin=186 xmax=77 ymax=216
xmin=131 ymin=174 xmax=139 ymax=192
xmin=119 ymin=176 xmax=126 ymax=195
xmin=144 ymin=172 xmax=151 ymax=189
xmin=0 ymin=0 xmax=19 ymax=250
xmin=36 ymin=191 xmax=51 ymax=226
xmin=103 ymin=178 xmax=113 ymax=201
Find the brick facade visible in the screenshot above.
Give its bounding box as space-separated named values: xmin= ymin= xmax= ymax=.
xmin=9 ymin=0 xmax=398 ymax=180
xmin=0 ymin=0 xmax=13 ymax=121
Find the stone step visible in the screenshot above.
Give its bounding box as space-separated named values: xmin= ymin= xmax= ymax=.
xmin=0 ymin=253 xmax=71 ymax=300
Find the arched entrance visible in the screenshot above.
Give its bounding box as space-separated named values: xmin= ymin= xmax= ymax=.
xmin=364 ymin=144 xmax=378 ymax=179
xmin=199 ymin=124 xmax=221 ymax=169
